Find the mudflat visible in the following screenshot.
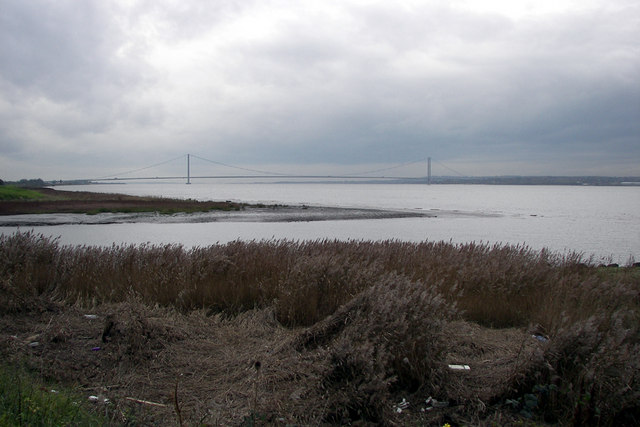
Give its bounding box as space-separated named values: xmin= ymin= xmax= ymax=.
xmin=0 ymin=187 xmax=436 ymax=225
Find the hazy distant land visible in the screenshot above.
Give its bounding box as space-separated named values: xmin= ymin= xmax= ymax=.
xmin=5 ymin=175 xmax=640 ymax=187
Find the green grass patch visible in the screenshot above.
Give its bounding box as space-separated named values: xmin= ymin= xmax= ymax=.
xmin=0 ymin=186 xmax=45 ymax=201
xmin=0 ymin=363 xmax=105 ymax=426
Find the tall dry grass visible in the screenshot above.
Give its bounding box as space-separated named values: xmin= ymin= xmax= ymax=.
xmin=1 ymin=231 xmax=639 ymax=424
xmin=1 ymin=232 xmax=637 ymax=331
xmin=5 ymin=233 xmax=631 ymax=328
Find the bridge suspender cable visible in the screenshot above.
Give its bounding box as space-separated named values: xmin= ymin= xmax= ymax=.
xmin=341 ymin=158 xmax=427 ymax=177
xmin=92 ymin=154 xmax=187 ymax=180
xmin=189 ymin=154 xmax=289 ymax=176
xmin=86 ymin=154 xmax=464 ymax=183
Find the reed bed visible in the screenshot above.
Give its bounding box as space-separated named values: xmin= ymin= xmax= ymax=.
xmin=1 ymin=231 xmax=633 ymax=331
xmin=1 ymin=231 xmax=638 ymax=425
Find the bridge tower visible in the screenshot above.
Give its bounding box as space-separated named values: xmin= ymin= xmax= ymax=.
xmin=187 ymin=154 xmax=191 ymax=184
xmin=427 ymin=157 xmax=431 ymax=185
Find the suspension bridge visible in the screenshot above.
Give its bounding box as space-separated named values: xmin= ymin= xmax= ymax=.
xmin=79 ymin=154 xmax=464 ymax=185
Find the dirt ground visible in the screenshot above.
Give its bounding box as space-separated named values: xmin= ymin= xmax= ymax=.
xmin=0 ymin=301 xmax=545 ymax=426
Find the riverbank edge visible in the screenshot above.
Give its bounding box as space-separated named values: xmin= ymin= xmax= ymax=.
xmin=0 ymin=186 xmax=440 ymax=225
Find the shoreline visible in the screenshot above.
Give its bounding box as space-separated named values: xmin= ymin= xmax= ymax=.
xmin=0 ymin=205 xmax=439 ymax=226
xmin=0 ymin=187 xmax=246 ymax=215
xmin=0 ymin=187 xmax=498 ymax=226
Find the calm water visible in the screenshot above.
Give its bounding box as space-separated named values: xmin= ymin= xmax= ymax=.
xmin=2 ymin=182 xmax=639 ymax=264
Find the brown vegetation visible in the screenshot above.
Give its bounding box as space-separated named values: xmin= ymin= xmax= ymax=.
xmin=0 ymin=187 xmax=245 ymax=215
xmin=1 ymin=231 xmax=638 ymax=425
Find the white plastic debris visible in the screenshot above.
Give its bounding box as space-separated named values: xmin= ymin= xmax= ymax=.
xmin=448 ymin=364 xmax=471 ymax=371
xmin=395 ymin=398 xmax=409 ymax=413
xmin=84 ymin=314 xmax=99 ymax=320
xmin=28 ymin=341 xmax=40 ymax=348
xmin=425 ymin=396 xmax=449 ymax=409
xmin=88 ymin=395 xmax=110 ymax=404
xmin=532 ymin=334 xmax=549 ymax=342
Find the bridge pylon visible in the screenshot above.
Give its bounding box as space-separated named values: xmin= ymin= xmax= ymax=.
xmin=187 ymin=154 xmax=191 ymax=184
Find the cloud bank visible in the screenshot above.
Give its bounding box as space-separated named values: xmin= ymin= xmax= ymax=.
xmin=1 ymin=0 xmax=638 ymax=179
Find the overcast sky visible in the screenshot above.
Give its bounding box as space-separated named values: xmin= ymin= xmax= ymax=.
xmin=1 ymin=0 xmax=639 ymax=180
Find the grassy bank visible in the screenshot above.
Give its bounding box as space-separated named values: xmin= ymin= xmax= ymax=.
xmin=0 ymin=185 xmax=46 ymax=201
xmin=1 ymin=232 xmax=638 ymax=425
xmin=0 ymin=186 xmax=247 ymax=215
xmin=0 ymin=362 xmax=105 ymax=425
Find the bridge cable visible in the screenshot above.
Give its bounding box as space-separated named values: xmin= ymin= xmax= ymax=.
xmin=189 ymin=154 xmax=290 ymax=176
xmin=342 ymin=158 xmax=427 ymax=176
xmin=192 ymin=154 xmax=427 ymax=177
xmin=92 ymin=154 xmax=187 ymax=180
xmin=90 ymin=154 xmax=431 ymax=181
xmin=432 ymin=160 xmax=466 ymax=177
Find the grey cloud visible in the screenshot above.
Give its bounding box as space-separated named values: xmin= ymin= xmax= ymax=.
xmin=1 ymin=2 xmax=122 ymax=102
xmin=130 ymin=0 xmax=255 ymax=42
xmin=0 ymin=0 xmax=638 ymax=179
xmin=0 ymin=1 xmax=161 ymax=145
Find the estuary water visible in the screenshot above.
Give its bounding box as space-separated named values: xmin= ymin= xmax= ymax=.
xmin=1 ymin=182 xmax=639 ymax=264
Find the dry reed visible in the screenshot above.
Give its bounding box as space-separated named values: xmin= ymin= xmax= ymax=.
xmin=1 ymin=231 xmax=638 ymax=424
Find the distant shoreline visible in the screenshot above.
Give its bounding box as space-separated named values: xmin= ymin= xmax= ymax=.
xmin=5 ymin=174 xmax=640 ymax=187
xmin=0 ymin=187 xmax=443 ymax=225
xmin=0 ymin=187 xmax=247 ymax=216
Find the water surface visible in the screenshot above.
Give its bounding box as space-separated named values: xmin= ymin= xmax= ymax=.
xmin=2 ymin=182 xmax=638 ymax=264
